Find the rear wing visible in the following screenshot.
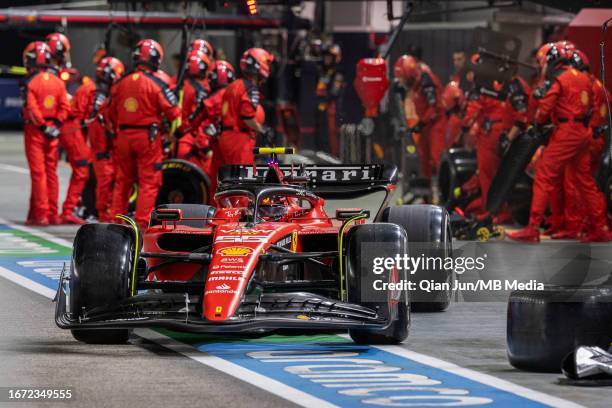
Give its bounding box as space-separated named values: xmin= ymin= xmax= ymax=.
xmin=218 ymin=164 xmax=397 ymax=198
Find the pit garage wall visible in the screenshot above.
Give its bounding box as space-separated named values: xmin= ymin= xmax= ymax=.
xmin=313 ymin=2 xmax=571 ymax=153
xmin=67 ymin=26 xmax=239 ymax=79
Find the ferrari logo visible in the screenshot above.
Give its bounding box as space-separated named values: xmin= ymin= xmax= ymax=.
xmin=60 ymin=71 xmax=70 ymax=81
xmin=43 ymin=73 xmax=50 ymax=81
xmin=124 ymin=97 xmax=139 ymax=113
xmin=215 ymin=306 xmax=223 ymax=313
xmin=43 ymin=95 xmax=56 ymax=109
xmin=580 ymin=91 xmax=589 ymax=106
xmin=601 ymin=104 xmax=608 ymax=118
xmin=132 ymin=73 xmax=140 ymax=81
xmin=222 ymin=101 xmax=229 ymax=115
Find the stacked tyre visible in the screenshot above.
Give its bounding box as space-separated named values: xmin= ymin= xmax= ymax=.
xmin=507 ymin=286 xmax=612 ymax=372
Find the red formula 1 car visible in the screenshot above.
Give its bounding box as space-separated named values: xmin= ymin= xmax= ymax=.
xmin=55 ymin=148 xmax=453 ymax=345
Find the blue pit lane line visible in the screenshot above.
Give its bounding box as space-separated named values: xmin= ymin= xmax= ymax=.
xmin=0 ymin=221 xmax=582 ymax=408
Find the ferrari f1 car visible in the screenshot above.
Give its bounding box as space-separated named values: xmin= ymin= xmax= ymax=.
xmin=55 ymin=148 xmax=453 ymax=344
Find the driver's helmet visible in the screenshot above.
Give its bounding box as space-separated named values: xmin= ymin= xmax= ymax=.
xmin=259 ymin=196 xmax=287 ymax=221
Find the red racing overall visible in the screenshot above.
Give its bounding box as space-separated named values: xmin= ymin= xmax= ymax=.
xmin=74 ymin=78 xmax=115 ymax=221
xmin=59 ymin=77 xmax=93 ymax=221
xmin=22 ymin=70 xmax=70 ymax=224
xmin=528 ymin=68 xmax=605 ymax=233
xmin=218 ymin=79 xmax=260 ymax=166
xmin=177 ymin=77 xmax=212 ymax=173
xmin=411 ymin=64 xmax=446 ymax=177
xmin=108 ymin=67 xmax=180 ymax=228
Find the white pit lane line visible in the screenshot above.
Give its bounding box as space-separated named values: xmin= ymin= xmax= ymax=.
xmin=0 ymin=217 xmax=585 ymax=408
xmin=0 ymin=163 xmax=30 ymax=175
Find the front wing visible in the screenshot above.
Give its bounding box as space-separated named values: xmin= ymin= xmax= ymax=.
xmin=54 ymin=272 xmax=391 ymax=333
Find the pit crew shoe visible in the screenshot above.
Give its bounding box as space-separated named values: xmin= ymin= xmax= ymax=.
xmin=25 ymin=218 xmax=49 ymax=227
xmin=581 ymin=227 xmax=612 ymax=243
xmin=543 ymin=216 xmax=564 ymax=236
xmin=543 ymin=225 xmax=562 ymax=236
xmin=551 ymin=229 xmax=580 ymax=240
xmin=60 ymin=213 xmax=86 ymax=225
xmin=507 ymin=226 xmax=540 ymax=243
xmin=48 ymin=215 xmax=62 ymax=225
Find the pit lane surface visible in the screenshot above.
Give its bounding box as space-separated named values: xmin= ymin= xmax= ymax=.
xmin=1 ymin=131 xmax=612 ymax=407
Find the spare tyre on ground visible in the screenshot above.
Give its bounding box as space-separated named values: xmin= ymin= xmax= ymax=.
xmin=507 ymin=285 xmax=612 ymax=372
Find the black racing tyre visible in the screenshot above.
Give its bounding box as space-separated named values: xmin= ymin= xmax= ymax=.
xmin=437 ymin=148 xmax=477 ymax=209
xmin=156 ymin=159 xmax=211 ymax=207
xmin=382 ymin=204 xmax=453 ymax=312
xmin=486 ymin=130 xmax=542 ymax=215
xmin=70 ymin=223 xmax=135 ymax=344
xmin=507 ymin=286 xmax=612 ymax=372
xmin=507 ymin=175 xmax=533 ymax=226
xmin=346 ymin=223 xmax=410 ymax=344
xmin=149 ymin=204 xmax=216 ymax=228
xmin=603 ymin=174 xmax=612 ymax=213
xmin=79 ymin=165 xmax=97 ymax=219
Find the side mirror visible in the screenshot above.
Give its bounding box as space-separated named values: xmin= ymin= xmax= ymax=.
xmin=336 ymin=208 xmax=370 ymax=221
xmin=153 ymin=208 xmax=182 ymax=222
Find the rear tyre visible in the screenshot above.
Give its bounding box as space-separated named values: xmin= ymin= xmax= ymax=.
xmin=70 ymin=223 xmax=134 ymax=344
xmin=507 ymin=286 xmax=612 ymax=372
xmin=156 ymin=159 xmax=211 ymax=206
xmin=346 ymin=223 xmax=410 ymax=344
xmin=382 ymin=204 xmax=453 ymax=312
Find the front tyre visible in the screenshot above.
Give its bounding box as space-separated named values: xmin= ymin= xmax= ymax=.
xmin=382 ymin=204 xmax=453 ymax=312
xmin=70 ymin=223 xmax=135 ymax=344
xmin=346 ymin=223 xmax=410 ymax=344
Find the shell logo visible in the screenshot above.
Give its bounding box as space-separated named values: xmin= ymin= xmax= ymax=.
xmin=124 ymin=97 xmax=139 ymax=112
xmin=132 ymin=73 xmax=140 ymax=81
xmin=43 ymin=95 xmax=56 ymax=109
xmin=60 ymin=71 xmax=70 ymax=81
xmin=217 ymin=247 xmax=252 ymax=256
xmin=43 ymin=73 xmax=50 ymax=81
xmin=580 ymin=91 xmax=589 ymax=106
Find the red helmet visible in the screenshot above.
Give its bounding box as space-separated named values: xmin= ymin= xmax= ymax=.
xmin=23 ymin=41 xmax=52 ymax=69
xmin=442 ymin=81 xmax=465 ymax=111
xmin=209 ymin=60 xmax=235 ymax=90
xmin=571 ymin=49 xmax=590 ymax=72
xmin=96 ymin=57 xmax=125 ymax=84
xmin=190 ymin=39 xmax=214 ymax=60
xmin=535 ymin=43 xmax=555 ymax=68
xmin=556 ymin=40 xmax=576 ymax=53
xmin=240 ymin=48 xmax=274 ymax=80
xmin=393 ymin=55 xmax=421 ymax=84
xmin=133 ymin=39 xmax=164 ymax=70
xmin=186 ymin=50 xmax=211 ymax=78
xmin=45 ymin=32 xmax=70 ymax=63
